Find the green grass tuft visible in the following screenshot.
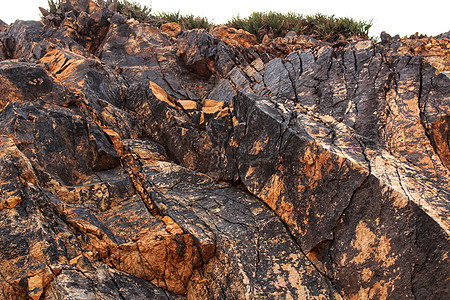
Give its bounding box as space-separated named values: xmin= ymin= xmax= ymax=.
xmin=46 ymin=0 xmax=61 ymax=15
xmin=41 ymin=2 xmax=373 ymax=41
xmin=157 ymin=12 xmax=211 ymax=30
xmin=116 ymin=0 xmax=154 ymax=23
xmin=227 ymin=11 xmax=372 ymax=42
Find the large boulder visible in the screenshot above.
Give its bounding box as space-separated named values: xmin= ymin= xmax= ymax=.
xmin=0 ymin=2 xmax=448 ymax=299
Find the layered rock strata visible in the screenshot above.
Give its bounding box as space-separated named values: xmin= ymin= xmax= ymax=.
xmin=0 ymin=1 xmax=448 ymax=299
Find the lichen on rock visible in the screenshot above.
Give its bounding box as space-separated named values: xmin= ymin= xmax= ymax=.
xmin=0 ymin=1 xmax=448 ymax=299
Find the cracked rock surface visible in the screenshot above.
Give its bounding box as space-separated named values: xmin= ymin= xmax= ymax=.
xmin=0 ymin=1 xmax=448 ymax=299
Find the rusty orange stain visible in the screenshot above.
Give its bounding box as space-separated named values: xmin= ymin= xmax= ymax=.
xmin=249 ymin=137 xmax=269 ymax=155
xmin=149 ymin=81 xmax=177 ymax=108
xmin=351 ymin=221 xmax=376 ymax=264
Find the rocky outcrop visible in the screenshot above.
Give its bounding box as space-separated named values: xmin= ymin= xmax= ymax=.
xmin=397 ymin=32 xmax=450 ymax=72
xmin=0 ymin=19 xmax=7 ymax=32
xmin=0 ymin=1 xmax=448 ymax=299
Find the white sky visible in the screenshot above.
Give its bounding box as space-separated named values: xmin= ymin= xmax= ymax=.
xmin=0 ymin=0 xmax=449 ymax=39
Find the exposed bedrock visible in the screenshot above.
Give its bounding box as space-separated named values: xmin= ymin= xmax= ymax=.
xmin=0 ymin=1 xmax=448 ymax=299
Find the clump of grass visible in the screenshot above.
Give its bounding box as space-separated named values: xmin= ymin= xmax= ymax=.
xmin=229 ymin=12 xmax=302 ymax=37
xmin=41 ymin=2 xmax=372 ymax=41
xmin=42 ymin=0 xmax=209 ymax=29
xmin=157 ymin=12 xmax=211 ymax=30
xmin=46 ymin=0 xmax=61 ymax=15
xmin=305 ymin=13 xmax=372 ymax=42
xmin=43 ymin=0 xmax=154 ymax=23
xmin=227 ymin=11 xmax=372 ymax=42
xmin=116 ymin=0 xmax=154 ymax=23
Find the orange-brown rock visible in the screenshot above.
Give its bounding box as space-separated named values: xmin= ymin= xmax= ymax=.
xmin=398 ymin=32 xmax=450 ymax=71
xmin=62 ymin=0 xmax=100 ymax=14
xmin=211 ymin=25 xmax=257 ymax=47
xmin=0 ymin=61 xmax=77 ymax=110
xmin=431 ymin=115 xmax=450 ymax=170
xmin=0 ymin=1 xmax=448 ymax=299
xmin=177 ymin=99 xmax=198 ymax=112
xmin=161 ymin=22 xmax=182 ymax=38
xmin=0 ymin=19 xmax=7 ymax=32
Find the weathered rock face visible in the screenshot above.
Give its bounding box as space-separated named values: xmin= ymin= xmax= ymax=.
xmin=397 ymin=31 xmax=450 ymax=72
xmin=0 ymin=19 xmax=7 ymax=32
xmin=0 ymin=1 xmax=448 ymax=299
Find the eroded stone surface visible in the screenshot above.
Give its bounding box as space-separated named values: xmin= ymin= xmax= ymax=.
xmin=0 ymin=2 xmax=448 ymax=299
xmin=0 ymin=19 xmax=8 ymax=32
xmin=125 ymin=139 xmax=341 ymax=299
xmin=397 ymin=32 xmax=450 ymax=72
